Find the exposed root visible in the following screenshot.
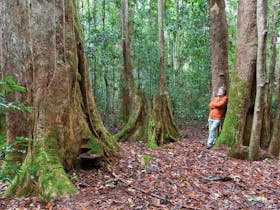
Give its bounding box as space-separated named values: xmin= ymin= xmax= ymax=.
xmin=114 ymin=93 xmax=148 ymax=142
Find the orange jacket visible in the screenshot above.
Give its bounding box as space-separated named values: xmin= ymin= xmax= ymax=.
xmin=208 ymin=96 xmax=228 ymax=120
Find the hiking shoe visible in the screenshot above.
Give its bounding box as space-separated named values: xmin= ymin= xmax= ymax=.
xmin=206 ymin=145 xmax=212 ymax=149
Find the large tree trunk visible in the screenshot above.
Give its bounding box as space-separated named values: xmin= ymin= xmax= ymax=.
xmin=209 ymin=0 xmax=229 ymax=96
xmin=2 ymin=0 xmax=118 ymax=201
xmin=249 ymin=0 xmax=268 ymax=160
xmin=147 ymin=0 xmax=179 ymax=147
xmin=216 ymin=0 xmax=257 ymax=159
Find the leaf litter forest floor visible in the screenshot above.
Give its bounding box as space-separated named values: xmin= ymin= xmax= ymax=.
xmin=1 ymin=124 xmax=280 ymax=210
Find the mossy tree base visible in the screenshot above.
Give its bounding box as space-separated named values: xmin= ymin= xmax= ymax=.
xmin=147 ymin=91 xmax=179 ymax=146
xmin=2 ymin=0 xmax=118 ymax=202
xmin=114 ymin=93 xmax=148 ymax=142
xmin=5 ymin=134 xmax=78 ymax=202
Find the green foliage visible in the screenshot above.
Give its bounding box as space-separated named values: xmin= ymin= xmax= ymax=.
xmin=146 ymin=120 xmax=158 ymax=148
xmin=85 ymin=136 xmax=104 ymax=155
xmin=143 ymin=154 xmax=151 ymax=163
xmin=216 ymin=71 xmax=247 ymax=146
xmin=0 ymin=134 xmax=5 ymax=148
xmin=226 ymin=0 xmax=238 ymax=72
xmin=0 ymin=76 xmax=33 ymax=182
xmin=79 ymin=0 xmax=212 ymax=124
xmin=141 ymin=154 xmax=151 ymax=169
xmin=0 ymin=136 xmax=33 ymax=183
xmin=0 ymin=76 xmax=32 ymax=112
xmin=166 ymin=1 xmax=211 ymax=121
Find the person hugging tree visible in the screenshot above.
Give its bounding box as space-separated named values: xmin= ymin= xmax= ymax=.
xmin=207 ymin=87 xmax=228 ymax=149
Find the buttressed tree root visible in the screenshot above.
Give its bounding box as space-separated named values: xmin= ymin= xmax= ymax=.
xmin=114 ymin=92 xmax=148 ymax=142
xmin=147 ymin=91 xmax=179 ymax=147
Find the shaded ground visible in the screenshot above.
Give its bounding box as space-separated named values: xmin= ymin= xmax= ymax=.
xmin=0 ymin=126 xmax=280 ymax=209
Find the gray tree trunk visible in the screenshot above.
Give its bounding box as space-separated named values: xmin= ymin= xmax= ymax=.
xmin=268 ymin=49 xmax=280 ymax=157
xmin=158 ymin=0 xmax=166 ymax=92
xmin=263 ymin=0 xmax=279 ymax=147
xmin=210 ymin=0 xmax=229 ymax=96
xmin=146 ymin=0 xmax=179 ymax=146
xmin=249 ymin=0 xmax=268 ymax=161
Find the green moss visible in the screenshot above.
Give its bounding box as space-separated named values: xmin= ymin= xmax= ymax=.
xmin=1 ymin=137 xmax=32 ymax=179
xmin=77 ymin=72 xmax=82 ymax=81
xmin=5 ymin=132 xmax=78 ymax=202
xmin=71 ymin=0 xmax=83 ymax=40
xmin=5 ymin=152 xmax=33 ymax=197
xmin=114 ymin=93 xmax=147 ymax=142
xmin=216 ymin=71 xmax=248 ymax=146
xmin=141 ymin=154 xmax=151 ymax=169
xmin=146 ymin=120 xmax=158 ymax=148
xmin=34 ymin=133 xmax=77 ymax=201
xmin=146 ymin=135 xmax=158 ymax=148
xmin=114 ymin=111 xmax=136 ymax=140
xmin=86 ymin=136 xmax=104 ymax=155
xmin=104 ymin=131 xmax=119 ymax=150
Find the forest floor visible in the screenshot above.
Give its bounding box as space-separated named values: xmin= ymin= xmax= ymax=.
xmin=0 ymin=124 xmax=280 ymax=210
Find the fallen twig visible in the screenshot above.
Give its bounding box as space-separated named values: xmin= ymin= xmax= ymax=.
xmin=111 ymin=171 xmax=168 ymax=202
xmin=107 ymin=167 xmax=199 ymax=209
xmin=200 ymin=175 xmax=233 ymax=182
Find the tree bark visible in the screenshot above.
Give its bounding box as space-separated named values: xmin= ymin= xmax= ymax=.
xmin=119 ymin=0 xmax=134 ymax=123
xmin=92 ymin=0 xmax=98 ymax=98
xmin=0 ymin=2 xmax=5 ymax=138
xmin=2 ymin=0 xmax=118 ymax=201
xmin=263 ymin=0 xmax=279 ymax=147
xmin=249 ymin=0 xmax=268 ymax=161
xmin=115 ymin=0 xmax=148 ymax=142
xmin=209 ymin=0 xmax=229 ymax=96
xmin=87 ymin=0 xmax=91 ymax=36
xmin=158 ymin=0 xmax=166 ymax=92
xmin=147 ymin=0 xmax=179 ymax=146
xmin=216 ymin=0 xmax=257 ymax=159
xmin=268 ymin=47 xmax=280 ymax=157
xmin=0 ymin=2 xmax=3 ymax=74
xmin=101 ymin=1 xmax=111 ymax=116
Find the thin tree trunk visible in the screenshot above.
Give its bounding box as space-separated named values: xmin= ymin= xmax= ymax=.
xmin=263 ymin=0 xmax=279 ymax=147
xmin=173 ymin=31 xmax=178 ymax=86
xmin=104 ymin=66 xmax=111 ymax=114
xmin=101 ymin=0 xmax=111 ymax=116
xmin=111 ymin=68 xmax=116 ymax=115
xmin=0 ymin=3 xmax=4 ymax=135
xmin=115 ymin=0 xmax=148 ymax=142
xmin=268 ymin=49 xmax=280 ymax=157
xmin=119 ymin=0 xmax=133 ymax=123
xmin=147 ymin=0 xmax=179 ymax=146
xmin=92 ymin=0 xmax=98 ymax=98
xmin=158 ymin=0 xmax=166 ymax=92
xmin=0 ymin=2 xmax=3 ymax=74
xmin=210 ymin=0 xmax=229 ymax=96
xmin=249 ymin=0 xmax=268 ymax=161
